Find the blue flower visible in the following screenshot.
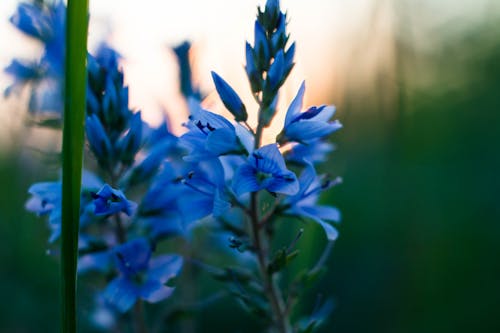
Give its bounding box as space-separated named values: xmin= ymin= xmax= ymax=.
xmin=103 ymin=238 xmax=183 ymax=312
xmin=138 ymin=164 xmax=187 ymax=238
xmin=87 ymin=44 xmax=131 ymax=133
xmin=232 ymin=144 xmax=299 ymax=196
xmin=282 ymin=162 xmax=341 ymax=241
xmin=116 ymin=111 xmax=143 ymax=166
xmin=5 ymin=1 xmax=65 ymax=114
xmin=10 ymin=2 xmax=52 ymax=41
xmin=181 ymin=99 xmax=249 ymax=161
xmin=86 ymin=114 xmax=113 ymax=167
xmin=253 ymin=21 xmax=270 ymax=67
xmin=270 ymin=13 xmax=287 ymax=51
xmin=267 ymin=50 xmax=285 ymax=90
xmin=173 ymin=41 xmax=201 ymax=99
xmin=25 ymin=170 xmax=104 ymax=242
xmin=285 ymin=140 xmax=335 ymax=165
xmin=25 ymin=181 xmax=62 ymax=243
xmin=177 ymin=159 xmax=231 ymax=220
xmin=92 ymin=184 xmax=136 ymax=216
xmin=120 ymin=138 xmax=176 ymax=189
xmin=4 ymin=59 xmax=42 ymax=95
xmin=211 ymin=71 xmax=247 ymax=122
xmin=245 ymin=42 xmax=260 ymax=93
xmin=78 ymin=249 xmax=113 ymax=274
xmin=277 ymin=82 xmax=342 ymax=144
xmin=265 ymin=0 xmax=280 ymax=17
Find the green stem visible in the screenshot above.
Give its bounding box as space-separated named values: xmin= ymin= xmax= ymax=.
xmin=133 ymin=300 xmax=148 ymax=333
xmin=250 ymin=191 xmax=291 ymax=333
xmin=112 ymin=166 xmax=148 ymax=333
xmin=61 ymin=1 xmax=89 ymax=332
xmin=250 ymin=112 xmax=291 ymax=333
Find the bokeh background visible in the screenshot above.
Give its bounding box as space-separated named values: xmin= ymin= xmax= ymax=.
xmin=0 ymin=0 xmax=499 ymax=332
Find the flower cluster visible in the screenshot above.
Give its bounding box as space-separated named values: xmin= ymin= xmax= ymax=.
xmin=10 ymin=0 xmax=343 ymax=332
xmin=175 ymin=1 xmax=342 ymax=331
xmin=5 ymin=0 xmax=65 ymax=117
xmin=24 ymin=41 xmax=186 ymax=319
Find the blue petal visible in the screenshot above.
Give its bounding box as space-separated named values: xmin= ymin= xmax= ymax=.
xmin=254 ymin=21 xmax=269 ymax=62
xmin=180 ymin=130 xmax=208 ymax=151
xmin=284 ymin=81 xmax=306 ymax=126
xmin=10 ymin=3 xmax=52 ymax=40
xmin=286 ymin=141 xmax=334 ymax=164
xmin=303 ymin=205 xmax=341 ymax=223
xmin=235 ymin=123 xmax=254 ymax=154
xmin=205 ymin=128 xmax=240 ymax=155
xmin=188 ymin=98 xmax=234 ymax=130
xmin=102 ymin=76 xmax=118 ymax=114
xmin=117 ymin=112 xmax=143 ymax=164
xmin=287 ymin=162 xmax=316 ymax=203
xmin=285 ymin=121 xmax=341 ymax=143
xmin=28 ymin=78 xmax=63 ymax=113
xmin=285 ymin=42 xmax=296 ymax=71
xmin=293 ymin=105 xmax=325 ymax=122
xmin=140 ymin=281 xmax=175 ymax=303
xmin=25 ymin=196 xmax=53 ymax=215
xmin=93 ymin=184 xmax=136 ymax=216
xmin=251 ymin=144 xmax=287 ymax=173
xmin=299 ymin=207 xmax=339 ymax=241
xmin=47 ymin=210 xmax=61 ymax=243
xmin=268 ymin=50 xmax=285 ymax=89
xmin=267 ymin=171 xmax=299 ymax=195
xmin=312 ymin=105 xmax=336 ymax=122
xmin=173 ymin=41 xmax=199 ymax=98
xmin=4 ymin=59 xmax=40 ymax=81
xmin=178 ymin=195 xmax=213 ymax=223
xmin=27 ymin=181 xmax=61 ymax=202
xmin=211 ymin=71 xmax=247 ymax=121
xmin=232 ymin=163 xmax=260 ymax=196
xmin=148 ymin=255 xmax=183 ymax=283
xmin=141 ymin=215 xmax=184 ymax=239
xmin=198 ymin=158 xmax=226 ymax=188
xmin=265 ymin=0 xmax=279 ymax=14
xmin=245 ymin=42 xmax=257 ymax=77
xmin=25 ymin=181 xmax=61 ymax=216
xmin=103 ymin=277 xmax=138 ymax=313
xmin=114 ymin=238 xmax=151 ymax=275
xmin=213 ymin=189 xmax=232 ymax=217
xmin=78 ymin=251 xmax=111 ymax=274
xmin=86 ymin=114 xmax=112 ymax=159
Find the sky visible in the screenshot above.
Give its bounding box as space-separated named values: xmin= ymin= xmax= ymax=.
xmin=0 ymin=0 xmax=495 ymax=143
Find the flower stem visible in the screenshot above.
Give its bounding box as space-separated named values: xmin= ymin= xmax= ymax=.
xmin=61 ymin=0 xmax=89 ymax=332
xmin=133 ymin=300 xmax=148 ymax=333
xmin=250 ymin=113 xmax=291 ymax=333
xmin=250 ymin=192 xmax=291 ymax=333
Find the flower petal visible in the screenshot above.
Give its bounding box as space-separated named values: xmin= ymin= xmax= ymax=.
xmin=140 ymin=282 xmax=175 ymax=303
xmin=233 ymin=163 xmax=260 ymax=196
xmin=148 ymin=255 xmax=183 ymax=283
xmin=302 ymin=205 xmax=341 ymax=223
xmin=284 ymin=81 xmax=306 ymax=126
xmin=299 ymin=208 xmax=339 ymax=241
xmin=205 ymin=128 xmax=240 ymax=155
xmin=114 ymin=238 xmax=151 ymax=275
xmin=267 ymin=171 xmax=299 ymax=195
xmin=285 ymin=120 xmax=341 ymax=143
xmin=103 ymin=277 xmax=138 ymax=313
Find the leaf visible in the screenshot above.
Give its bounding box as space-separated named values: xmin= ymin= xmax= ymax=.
xmin=267 ymin=247 xmax=300 ymax=275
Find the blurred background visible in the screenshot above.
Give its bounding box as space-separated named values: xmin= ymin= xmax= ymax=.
xmin=0 ymin=0 xmax=499 ymax=332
